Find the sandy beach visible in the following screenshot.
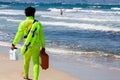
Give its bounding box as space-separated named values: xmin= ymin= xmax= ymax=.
xmin=0 ymin=43 xmax=120 ymax=80
xmin=0 ymin=51 xmax=80 ymax=80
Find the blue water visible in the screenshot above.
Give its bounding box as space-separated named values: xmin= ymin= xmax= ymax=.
xmin=0 ymin=2 xmax=120 ymax=79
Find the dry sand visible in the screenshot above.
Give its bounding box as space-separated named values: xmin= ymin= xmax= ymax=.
xmin=0 ymin=53 xmax=80 ymax=80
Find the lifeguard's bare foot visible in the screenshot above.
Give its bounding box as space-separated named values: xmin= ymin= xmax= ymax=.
xmin=23 ymin=76 xmax=32 ymax=80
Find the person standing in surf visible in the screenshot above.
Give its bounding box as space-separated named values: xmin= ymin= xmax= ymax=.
xmin=10 ymin=6 xmax=46 ymax=80
xmin=60 ymin=9 xmax=63 ymax=15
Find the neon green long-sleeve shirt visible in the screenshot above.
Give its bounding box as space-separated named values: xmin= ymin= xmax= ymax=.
xmin=12 ymin=16 xmax=45 ymax=48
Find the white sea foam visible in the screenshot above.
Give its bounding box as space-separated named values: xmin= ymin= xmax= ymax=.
xmin=80 ymin=9 xmax=120 ymax=14
xmin=41 ymin=15 xmax=120 ymax=22
xmin=0 ymin=41 xmax=120 ymax=60
xmin=0 ymin=16 xmax=22 ymax=22
xmin=0 ymin=9 xmax=119 ymax=23
xmin=48 ymin=8 xmax=60 ymax=12
xmin=0 ymin=41 xmax=11 ymax=47
xmin=48 ymin=8 xmax=81 ymax=12
xmin=1 ymin=16 xmax=119 ymax=32
xmin=47 ymin=8 xmax=80 ymax=12
xmin=48 ymin=8 xmax=84 ymax=12
xmin=48 ymin=8 xmax=120 ymax=14
xmin=0 ymin=41 xmax=21 ymax=48
xmin=0 ymin=9 xmax=23 ymax=15
xmin=46 ymin=48 xmax=120 ymax=59
xmin=41 ymin=21 xmax=120 ymax=32
xmin=6 ymin=18 xmax=22 ymax=22
xmin=114 ymin=55 xmax=120 ymax=59
xmin=46 ymin=48 xmax=82 ymax=55
xmin=111 ymin=7 xmax=120 ymax=10
xmin=73 ymin=7 xmax=82 ymax=10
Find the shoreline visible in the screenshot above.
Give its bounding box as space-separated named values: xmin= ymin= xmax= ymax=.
xmin=0 ymin=52 xmax=80 ymax=80
xmin=0 ymin=42 xmax=120 ymax=80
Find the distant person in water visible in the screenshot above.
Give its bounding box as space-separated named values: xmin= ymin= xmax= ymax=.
xmin=60 ymin=9 xmax=63 ymax=15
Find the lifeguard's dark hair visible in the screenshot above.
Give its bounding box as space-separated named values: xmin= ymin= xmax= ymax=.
xmin=25 ymin=6 xmax=36 ymax=17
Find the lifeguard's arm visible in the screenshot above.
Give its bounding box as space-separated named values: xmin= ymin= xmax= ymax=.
xmin=12 ymin=22 xmax=24 ymax=46
xmin=39 ymin=22 xmax=45 ymax=48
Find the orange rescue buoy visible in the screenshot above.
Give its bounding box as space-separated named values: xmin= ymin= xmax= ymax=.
xmin=40 ymin=50 xmax=49 ymax=70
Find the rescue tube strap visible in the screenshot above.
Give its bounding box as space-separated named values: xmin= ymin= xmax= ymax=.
xmin=30 ymin=30 xmax=38 ymax=35
xmin=24 ymin=42 xmax=31 ymax=53
xmin=32 ymin=28 xmax=37 ymax=37
xmin=24 ymin=19 xmax=38 ymax=38
xmin=24 ymin=44 xmax=32 ymax=48
xmin=30 ymin=28 xmax=38 ymax=36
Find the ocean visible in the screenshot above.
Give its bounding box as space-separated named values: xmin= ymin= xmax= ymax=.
xmin=0 ymin=2 xmax=120 ymax=79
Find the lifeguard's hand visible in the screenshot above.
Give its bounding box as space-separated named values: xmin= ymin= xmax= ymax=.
xmin=10 ymin=46 xmax=15 ymax=50
xmin=10 ymin=44 xmax=17 ymax=50
xmin=40 ymin=48 xmax=45 ymax=54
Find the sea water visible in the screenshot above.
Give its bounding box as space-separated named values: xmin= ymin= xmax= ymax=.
xmin=0 ymin=2 xmax=120 ymax=79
